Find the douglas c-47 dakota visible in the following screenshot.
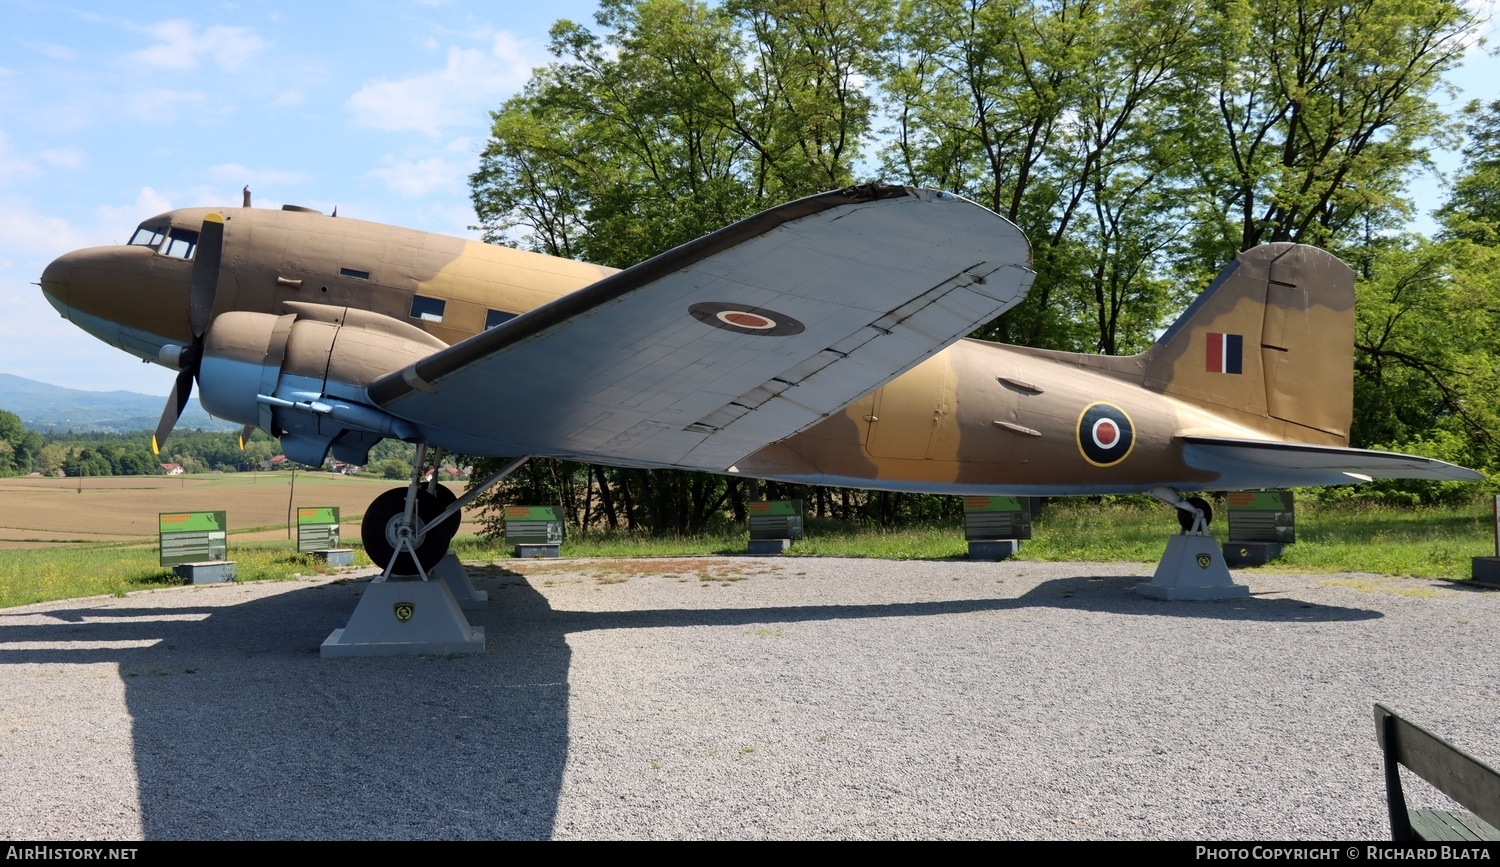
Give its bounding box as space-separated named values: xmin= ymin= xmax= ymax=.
xmin=39 ymin=184 xmax=1481 ymax=586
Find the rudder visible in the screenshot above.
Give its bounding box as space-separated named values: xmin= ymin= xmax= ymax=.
xmin=1142 ymin=243 xmax=1355 ymax=444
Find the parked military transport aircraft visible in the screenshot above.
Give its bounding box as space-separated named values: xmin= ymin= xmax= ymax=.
xmin=39 ymin=184 xmax=1481 ymax=573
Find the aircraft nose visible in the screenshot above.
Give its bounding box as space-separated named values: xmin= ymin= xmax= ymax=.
xmin=40 ymin=251 xmax=74 ymax=320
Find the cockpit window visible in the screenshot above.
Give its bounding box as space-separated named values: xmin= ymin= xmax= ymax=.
xmin=162 ymin=227 xmax=199 ymax=259
xmin=129 ymin=225 xmax=167 ymax=249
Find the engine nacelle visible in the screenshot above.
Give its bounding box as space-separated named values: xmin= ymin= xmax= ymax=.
xmin=197 ymin=302 xmax=448 ymax=466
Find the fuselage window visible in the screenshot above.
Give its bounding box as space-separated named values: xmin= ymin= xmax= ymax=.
xmin=162 ymin=227 xmax=199 ymax=259
xmin=129 ymin=225 xmax=167 ymax=249
xmin=410 ymin=295 xmax=446 ymax=323
xmin=485 ymin=310 xmax=516 ymax=329
xmin=340 ymin=267 xmax=370 ymax=280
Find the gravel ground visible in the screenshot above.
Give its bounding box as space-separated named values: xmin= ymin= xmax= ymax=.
xmin=0 ymin=555 xmax=1496 ymax=841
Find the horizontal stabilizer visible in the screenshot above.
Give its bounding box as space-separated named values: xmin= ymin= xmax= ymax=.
xmin=1180 ymin=436 xmax=1484 ymax=489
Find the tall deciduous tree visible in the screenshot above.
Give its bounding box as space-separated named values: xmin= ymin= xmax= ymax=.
xmin=1185 ymin=0 xmax=1475 ymax=270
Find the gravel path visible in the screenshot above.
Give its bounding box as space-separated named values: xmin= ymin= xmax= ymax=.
xmin=1 ymin=556 xmax=1496 ymax=840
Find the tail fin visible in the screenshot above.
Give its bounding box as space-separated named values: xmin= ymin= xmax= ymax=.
xmin=1141 ymin=243 xmax=1355 ymax=445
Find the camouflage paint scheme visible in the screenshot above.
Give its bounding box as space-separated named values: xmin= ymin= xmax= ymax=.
xmin=741 ymin=243 xmax=1358 ymax=494
xmin=39 ymin=200 xmax=1473 ymax=498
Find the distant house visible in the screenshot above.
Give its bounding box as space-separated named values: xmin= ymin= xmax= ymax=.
xmin=159 ymin=463 xmax=184 ymax=476
xmin=263 ymin=455 xmax=289 ymax=470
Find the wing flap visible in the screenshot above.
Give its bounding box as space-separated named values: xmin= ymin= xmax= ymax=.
xmin=371 ymin=185 xmax=1034 ymax=469
xmin=1181 ymin=436 xmax=1484 ymax=488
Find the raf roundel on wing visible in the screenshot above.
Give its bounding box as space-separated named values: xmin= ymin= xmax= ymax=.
xmin=689 ymin=301 xmax=806 ymax=337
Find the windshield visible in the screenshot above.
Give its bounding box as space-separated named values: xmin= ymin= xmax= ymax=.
xmin=129 ymin=224 xmax=167 ymax=248
xmin=127 ymin=223 xmax=199 ymax=259
xmin=162 ymin=227 xmax=198 ymax=259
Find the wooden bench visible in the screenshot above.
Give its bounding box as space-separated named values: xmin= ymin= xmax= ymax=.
xmin=1376 ymin=703 xmax=1500 ymax=841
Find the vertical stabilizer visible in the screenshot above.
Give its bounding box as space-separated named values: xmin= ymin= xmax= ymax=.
xmin=1143 ymin=243 xmax=1355 ymax=443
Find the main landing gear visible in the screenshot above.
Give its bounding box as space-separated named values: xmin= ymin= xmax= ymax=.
xmin=1136 ymin=488 xmax=1248 ymax=601
xmin=320 ymin=448 xmax=531 ymax=658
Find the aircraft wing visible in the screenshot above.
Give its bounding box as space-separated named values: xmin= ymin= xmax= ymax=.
xmin=368 ymin=185 xmax=1034 ymax=469
xmin=1180 ymin=436 xmax=1485 ymax=488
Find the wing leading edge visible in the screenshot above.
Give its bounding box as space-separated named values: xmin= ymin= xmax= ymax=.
xmin=1180 ymin=436 xmax=1485 ymax=488
xmin=369 ymin=185 xmax=1035 ymax=469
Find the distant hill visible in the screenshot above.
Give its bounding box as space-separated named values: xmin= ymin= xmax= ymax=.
xmin=0 ymin=373 xmax=239 ymax=433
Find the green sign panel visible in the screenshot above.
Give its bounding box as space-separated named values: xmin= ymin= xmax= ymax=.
xmin=962 ymin=496 xmax=1025 ymax=513
xmin=159 ymin=511 xmax=228 ymax=567
xmin=296 ymin=506 xmax=340 ymax=553
xmin=1226 ymin=490 xmax=1295 ymax=544
xmin=962 ymin=496 xmax=1032 ymax=541
xmin=504 ymin=505 xmax=564 ymax=546
xmin=1227 ymin=491 xmax=1294 ymax=512
xmin=749 ymin=499 xmax=804 ymax=541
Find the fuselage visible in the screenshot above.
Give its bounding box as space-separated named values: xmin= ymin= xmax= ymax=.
xmin=39 ymin=202 xmax=1362 ymax=496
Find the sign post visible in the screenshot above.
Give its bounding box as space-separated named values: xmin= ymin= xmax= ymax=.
xmin=159 ymin=511 xmax=234 ymax=584
xmin=297 ymin=506 xmax=353 ymax=566
xmin=747 ymin=499 xmax=804 ymax=555
xmin=503 ymin=505 xmax=564 ymax=558
xmin=962 ymin=496 xmax=1031 ymax=560
xmin=1223 ymin=490 xmax=1295 ymax=566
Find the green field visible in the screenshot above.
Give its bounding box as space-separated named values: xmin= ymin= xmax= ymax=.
xmin=0 ymin=490 xmax=1494 ymax=609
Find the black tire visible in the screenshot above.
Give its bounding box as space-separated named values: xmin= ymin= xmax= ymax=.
xmin=360 ymin=487 xmax=456 ymax=575
xmin=1176 ymin=496 xmax=1213 ymax=533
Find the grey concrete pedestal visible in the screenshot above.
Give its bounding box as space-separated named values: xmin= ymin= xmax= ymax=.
xmin=1137 ymin=534 xmax=1250 ymax=601
xmin=310 ymin=549 xmax=354 ymax=567
xmin=968 ymin=539 xmax=1020 ymax=561
xmin=173 ymin=561 xmax=236 ymax=584
xmin=321 ymin=566 xmax=485 ymax=658
xmin=432 ymin=551 xmax=487 ymax=611
xmin=748 ymin=539 xmax=790 ymax=556
xmin=1472 ymin=557 xmax=1500 ymax=588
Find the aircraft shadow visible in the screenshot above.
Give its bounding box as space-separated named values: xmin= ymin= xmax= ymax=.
xmin=0 ymin=566 xmax=1378 ymax=839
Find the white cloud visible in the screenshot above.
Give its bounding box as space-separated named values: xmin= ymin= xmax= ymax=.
xmin=346 ymin=32 xmax=538 ymax=136
xmin=0 ymin=198 xmax=92 ymax=263
xmin=124 ymin=88 xmax=210 ymax=122
xmin=24 ymin=42 xmax=78 ymax=61
xmin=0 ymin=131 xmax=40 ymax=184
xmin=126 ymin=20 xmax=267 ymax=73
xmin=365 ymin=157 xmax=465 ymax=198
xmin=37 ymin=148 xmax=85 ymax=170
xmin=93 ymin=188 xmax=176 ymax=232
xmin=0 ymin=134 xmax=83 ymax=185
xmin=206 ymin=163 xmax=312 ymax=189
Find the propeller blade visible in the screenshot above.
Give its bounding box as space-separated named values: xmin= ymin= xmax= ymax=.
xmin=151 ymin=368 xmax=195 ymax=455
xmin=238 ymin=425 xmax=255 ymax=450
xmin=188 ymin=213 xmax=225 ymax=338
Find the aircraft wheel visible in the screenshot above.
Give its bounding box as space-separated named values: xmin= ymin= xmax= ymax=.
xmin=361 ymin=487 xmax=454 ymax=575
xmin=1176 ymin=496 xmax=1213 ymax=533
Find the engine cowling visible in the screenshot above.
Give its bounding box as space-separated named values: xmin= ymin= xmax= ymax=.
xmin=196 ymin=302 xmax=448 ymax=466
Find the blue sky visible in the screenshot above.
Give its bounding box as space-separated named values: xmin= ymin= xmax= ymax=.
xmin=0 ymin=0 xmax=1495 ymax=397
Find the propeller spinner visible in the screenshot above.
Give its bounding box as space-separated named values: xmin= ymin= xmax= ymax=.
xmin=151 ymin=212 xmax=225 ymax=455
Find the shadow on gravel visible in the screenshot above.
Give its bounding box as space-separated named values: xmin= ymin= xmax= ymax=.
xmin=1014 ymin=575 xmax=1382 ymax=622
xmin=0 ymin=564 xmax=1377 ymax=839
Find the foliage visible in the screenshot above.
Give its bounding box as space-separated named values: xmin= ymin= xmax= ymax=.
xmin=466 ymin=455 xmax=975 ymax=536
xmin=0 ymin=409 xmax=42 ymax=476
xmin=467 ymin=0 xmax=1492 ymax=522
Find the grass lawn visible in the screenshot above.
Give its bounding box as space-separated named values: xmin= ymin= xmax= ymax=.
xmin=0 ymin=494 xmax=1493 ymax=609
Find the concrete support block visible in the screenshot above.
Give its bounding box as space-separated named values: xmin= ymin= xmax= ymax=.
xmin=968 ymin=539 xmax=1021 ymax=561
xmin=1137 ymin=534 xmax=1250 ymax=601
xmin=173 ymin=561 xmax=236 ymax=584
